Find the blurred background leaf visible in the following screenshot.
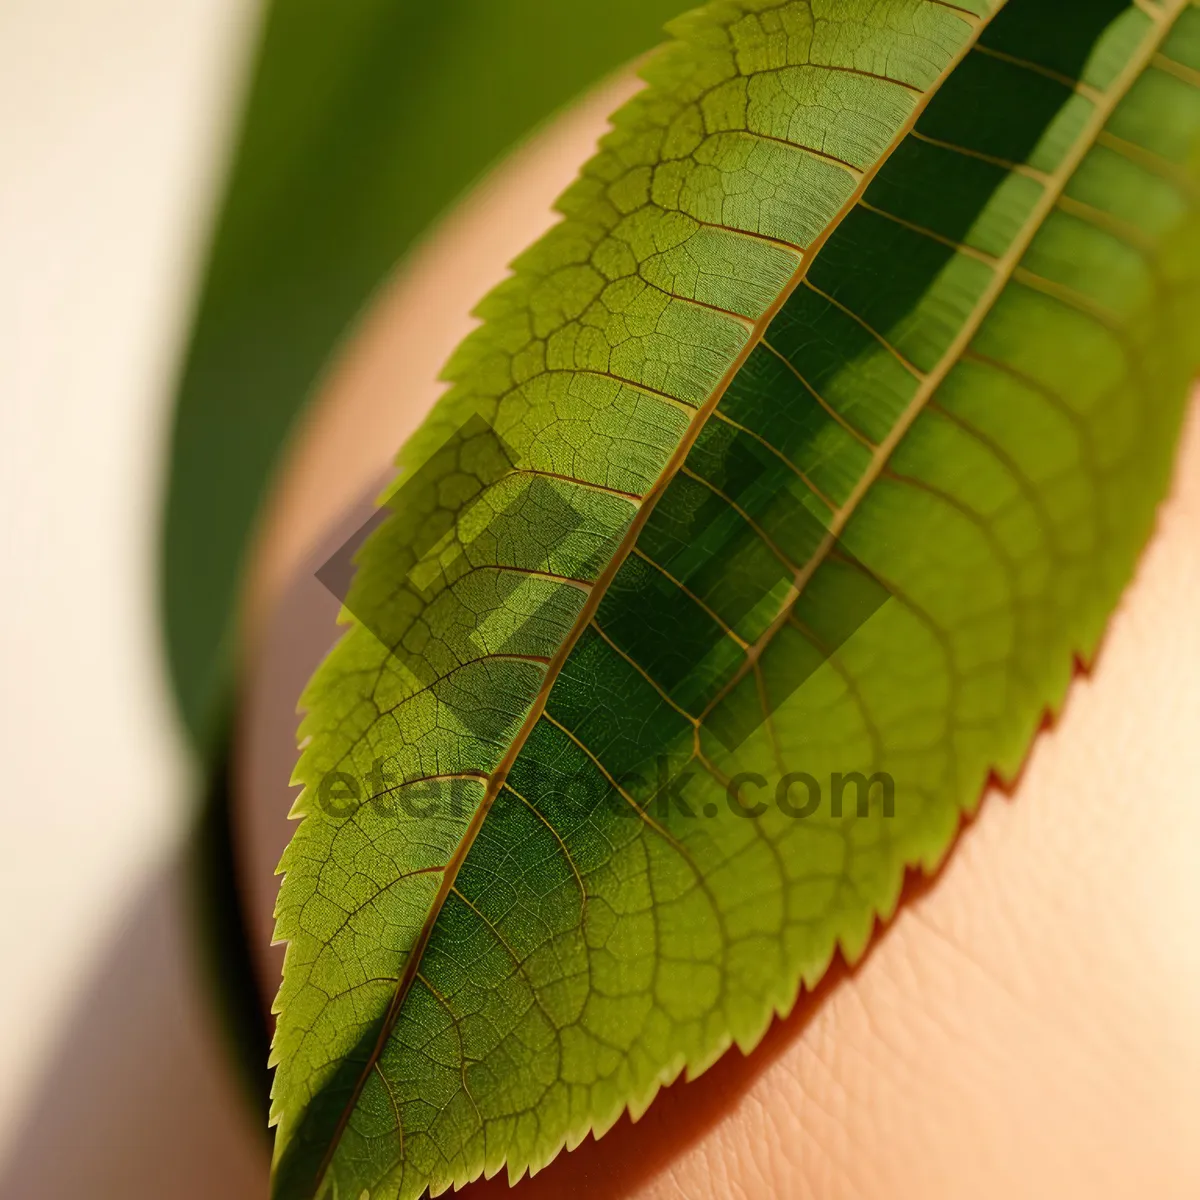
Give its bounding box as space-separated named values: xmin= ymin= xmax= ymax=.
xmin=162 ymin=0 xmax=690 ymax=746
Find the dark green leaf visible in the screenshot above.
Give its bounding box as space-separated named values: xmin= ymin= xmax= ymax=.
xmin=161 ymin=0 xmax=693 ymax=742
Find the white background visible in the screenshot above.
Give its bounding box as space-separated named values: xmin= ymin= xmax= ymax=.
xmin=0 ymin=0 xmax=258 ymax=1160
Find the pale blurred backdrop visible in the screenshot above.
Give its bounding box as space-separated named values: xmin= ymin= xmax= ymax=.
xmin=0 ymin=0 xmax=260 ymax=1182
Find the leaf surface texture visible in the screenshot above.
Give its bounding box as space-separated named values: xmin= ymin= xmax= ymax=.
xmin=271 ymin=2 xmax=1200 ymax=1196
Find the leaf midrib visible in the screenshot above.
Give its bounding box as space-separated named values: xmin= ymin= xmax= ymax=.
xmin=305 ymin=0 xmax=1182 ymax=1189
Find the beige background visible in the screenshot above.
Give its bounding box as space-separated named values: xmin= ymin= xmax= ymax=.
xmin=0 ymin=0 xmax=257 ymax=1167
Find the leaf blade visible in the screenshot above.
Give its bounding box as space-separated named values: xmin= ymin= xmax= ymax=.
xmin=271 ymin=2 xmax=1200 ymax=1197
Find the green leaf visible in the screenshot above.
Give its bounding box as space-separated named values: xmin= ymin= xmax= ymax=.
xmin=161 ymin=0 xmax=693 ymax=746
xmin=270 ymin=1 xmax=1200 ymax=1197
